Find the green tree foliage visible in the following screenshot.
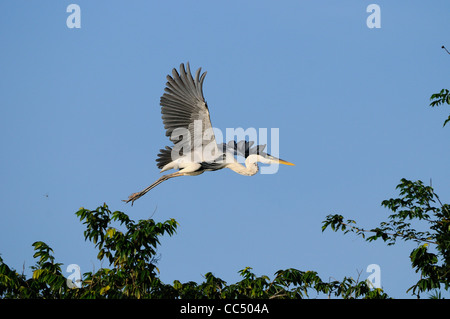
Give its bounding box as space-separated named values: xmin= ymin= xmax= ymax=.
xmin=430 ymin=88 xmax=450 ymax=127
xmin=0 ymin=204 xmax=387 ymax=299
xmin=323 ymin=179 xmax=450 ymax=298
xmin=1 ymin=89 xmax=448 ymax=299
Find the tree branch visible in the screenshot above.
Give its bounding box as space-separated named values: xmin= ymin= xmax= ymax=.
xmin=337 ymin=220 xmax=438 ymax=245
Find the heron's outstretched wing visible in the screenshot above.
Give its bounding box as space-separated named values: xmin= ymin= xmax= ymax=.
xmin=159 ymin=63 xmax=219 ymax=164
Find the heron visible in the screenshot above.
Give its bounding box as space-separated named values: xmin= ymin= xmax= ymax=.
xmin=123 ymin=63 xmax=294 ymax=205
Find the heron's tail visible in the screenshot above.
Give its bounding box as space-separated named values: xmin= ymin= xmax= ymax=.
xmin=156 ymin=146 xmax=173 ymax=169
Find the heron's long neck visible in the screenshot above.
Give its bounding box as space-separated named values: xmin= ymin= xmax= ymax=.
xmin=227 ymin=157 xmax=259 ymax=176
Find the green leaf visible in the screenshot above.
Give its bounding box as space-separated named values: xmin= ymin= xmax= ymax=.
xmin=100 ymin=285 xmax=110 ymax=295
xmin=32 ymin=269 xmax=45 ymax=280
xmin=106 ymin=228 xmax=116 ymax=238
xmin=443 ymin=115 xmax=450 ymax=127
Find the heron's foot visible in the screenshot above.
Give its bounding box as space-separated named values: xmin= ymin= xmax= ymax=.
xmin=122 ymin=192 xmax=141 ymax=206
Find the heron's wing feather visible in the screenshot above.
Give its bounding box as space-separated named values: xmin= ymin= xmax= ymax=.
xmin=160 ymin=63 xmax=218 ymax=162
xmin=235 ymin=141 xmax=266 ymax=157
xmin=220 ymin=140 xmax=267 ymax=158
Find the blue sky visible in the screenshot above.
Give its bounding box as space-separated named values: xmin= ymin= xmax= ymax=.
xmin=1 ymin=1 xmax=449 ymax=298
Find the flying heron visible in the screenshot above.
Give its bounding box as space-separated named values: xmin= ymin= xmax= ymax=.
xmin=123 ymin=63 xmax=294 ymax=205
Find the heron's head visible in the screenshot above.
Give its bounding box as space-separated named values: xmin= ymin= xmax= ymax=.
xmin=248 ymin=153 xmax=295 ymax=166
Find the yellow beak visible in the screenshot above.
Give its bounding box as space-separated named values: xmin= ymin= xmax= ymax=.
xmin=278 ymin=159 xmax=295 ymax=166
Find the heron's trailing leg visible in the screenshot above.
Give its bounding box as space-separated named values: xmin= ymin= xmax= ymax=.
xmin=123 ymin=171 xmax=184 ymax=205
